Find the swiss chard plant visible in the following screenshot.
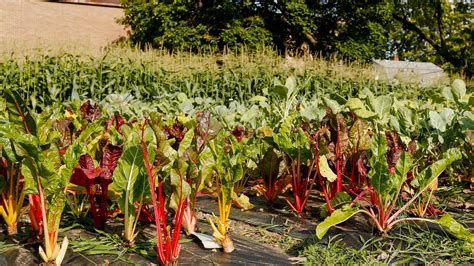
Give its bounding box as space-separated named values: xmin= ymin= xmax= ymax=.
xmin=18 ymin=125 xmax=83 ymax=264
xmin=141 ymin=113 xmax=192 ymax=265
xmin=208 ymin=126 xmax=250 ymax=252
xmin=69 ymin=108 xmax=124 ymax=229
xmin=0 ymin=92 xmax=33 ymax=236
xmin=255 ymin=146 xmax=288 ymax=204
xmin=57 ymin=100 xmax=125 ymax=228
xmin=251 ymin=125 xmax=290 ymax=205
xmin=181 ymin=112 xmax=220 ymax=236
xmin=316 ymin=133 xmax=462 ymax=239
xmin=71 ymin=143 xmax=122 ymax=229
xmin=272 ymin=114 xmax=316 ymax=213
xmin=8 ymin=97 xmax=104 ymax=265
xmin=112 ymin=122 xmax=152 ymax=246
xmin=314 ymin=112 xmax=372 ymax=215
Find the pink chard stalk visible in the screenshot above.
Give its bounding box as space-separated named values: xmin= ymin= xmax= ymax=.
xmin=141 ymin=119 xmax=187 ymax=265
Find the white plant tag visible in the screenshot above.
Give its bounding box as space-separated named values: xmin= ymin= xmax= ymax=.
xmin=192 ymin=232 xmax=222 ymax=249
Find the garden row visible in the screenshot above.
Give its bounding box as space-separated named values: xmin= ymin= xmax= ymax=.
xmin=1 ymin=53 xmax=435 ymax=109
xmin=0 ymin=75 xmax=472 ymax=264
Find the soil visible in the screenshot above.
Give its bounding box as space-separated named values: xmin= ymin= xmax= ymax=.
xmin=0 ymin=0 xmax=127 ymax=52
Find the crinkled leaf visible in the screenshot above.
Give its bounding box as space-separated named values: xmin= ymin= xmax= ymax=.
xmin=323 ymin=97 xmax=342 ymax=114
xmin=178 ymin=128 xmax=194 ymax=157
xmin=4 ymin=90 xmax=37 ymax=135
xmin=300 ymin=104 xmax=325 ymax=122
xmin=197 ymin=147 xmax=215 ymax=191
xmin=319 ymin=192 xmax=352 ymax=218
xmin=101 ymin=144 xmax=123 ymax=173
xmin=249 ymin=96 xmax=267 ymax=102
xmin=349 ymin=118 xmax=371 ymax=151
xmin=345 ymin=98 xmax=377 ymax=119
xmin=169 ymin=159 xmax=191 ymax=210
xmin=196 ymin=111 xmax=221 ymax=150
xmin=393 ymin=152 xmax=413 ymax=193
xmin=442 ymin=86 xmax=454 ymax=102
xmin=272 ymin=85 xmax=289 ymax=100
xmin=241 ymin=106 xmax=259 ymax=125
xmin=285 ymin=76 xmax=297 ymax=96
xmin=429 ymin=111 xmax=445 ymax=132
xmin=231 ymin=163 xmax=244 ymax=184
xmin=451 ymin=79 xmax=466 ymax=100
xmin=336 ymin=113 xmax=351 ymax=157
xmin=259 ymin=148 xmax=282 ymax=183
xmin=273 ymin=115 xmax=311 ymax=161
xmin=369 ymin=95 xmax=392 ymax=124
xmin=256 ymin=125 xmax=273 ymax=138
xmin=397 ymin=106 xmax=414 ymax=131
xmin=21 ymin=157 xmax=39 ymax=195
xmin=0 ymin=136 xmax=17 ymax=163
xmin=13 ymin=134 xmax=42 ymax=161
xmin=80 ymin=100 xmax=102 ymax=122
xmin=113 ymin=143 xmax=144 ymax=206
xmin=232 ymin=193 xmax=254 ymax=211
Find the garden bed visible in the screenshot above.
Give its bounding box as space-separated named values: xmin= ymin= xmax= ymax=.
xmin=0 ymin=53 xmax=472 ymax=264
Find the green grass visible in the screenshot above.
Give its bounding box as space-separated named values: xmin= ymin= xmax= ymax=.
xmin=0 ymin=242 xmax=17 ymax=254
xmin=300 ymin=224 xmax=474 ymax=265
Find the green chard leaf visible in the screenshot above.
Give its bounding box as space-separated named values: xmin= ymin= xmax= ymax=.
xmin=411 ymin=148 xmax=461 ymax=193
xmin=345 ymin=98 xmax=377 ymax=119
xmin=368 ymin=133 xmax=391 ymax=199
xmin=438 ymin=214 xmax=474 ymax=243
xmin=392 ymin=152 xmax=413 ymax=194
xmin=316 ymin=205 xmax=363 ymax=239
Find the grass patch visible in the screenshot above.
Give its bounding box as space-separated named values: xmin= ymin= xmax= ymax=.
xmin=68 ymin=229 xmax=155 ymax=264
xmin=0 ymin=241 xmax=17 ymax=254
xmin=300 ymin=224 xmax=474 ymax=265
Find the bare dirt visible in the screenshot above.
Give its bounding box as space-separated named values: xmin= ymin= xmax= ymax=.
xmin=0 ymin=0 xmax=127 ymax=52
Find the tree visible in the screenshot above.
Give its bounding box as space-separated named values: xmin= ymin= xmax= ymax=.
xmin=387 ymin=0 xmax=473 ymax=76
xmin=120 ymin=0 xmax=472 ymax=75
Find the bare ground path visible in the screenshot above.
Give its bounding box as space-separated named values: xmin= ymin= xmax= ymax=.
xmin=0 ymin=0 xmax=127 ymax=52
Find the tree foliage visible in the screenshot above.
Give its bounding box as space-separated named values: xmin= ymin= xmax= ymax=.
xmin=120 ymin=0 xmax=472 ymax=75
